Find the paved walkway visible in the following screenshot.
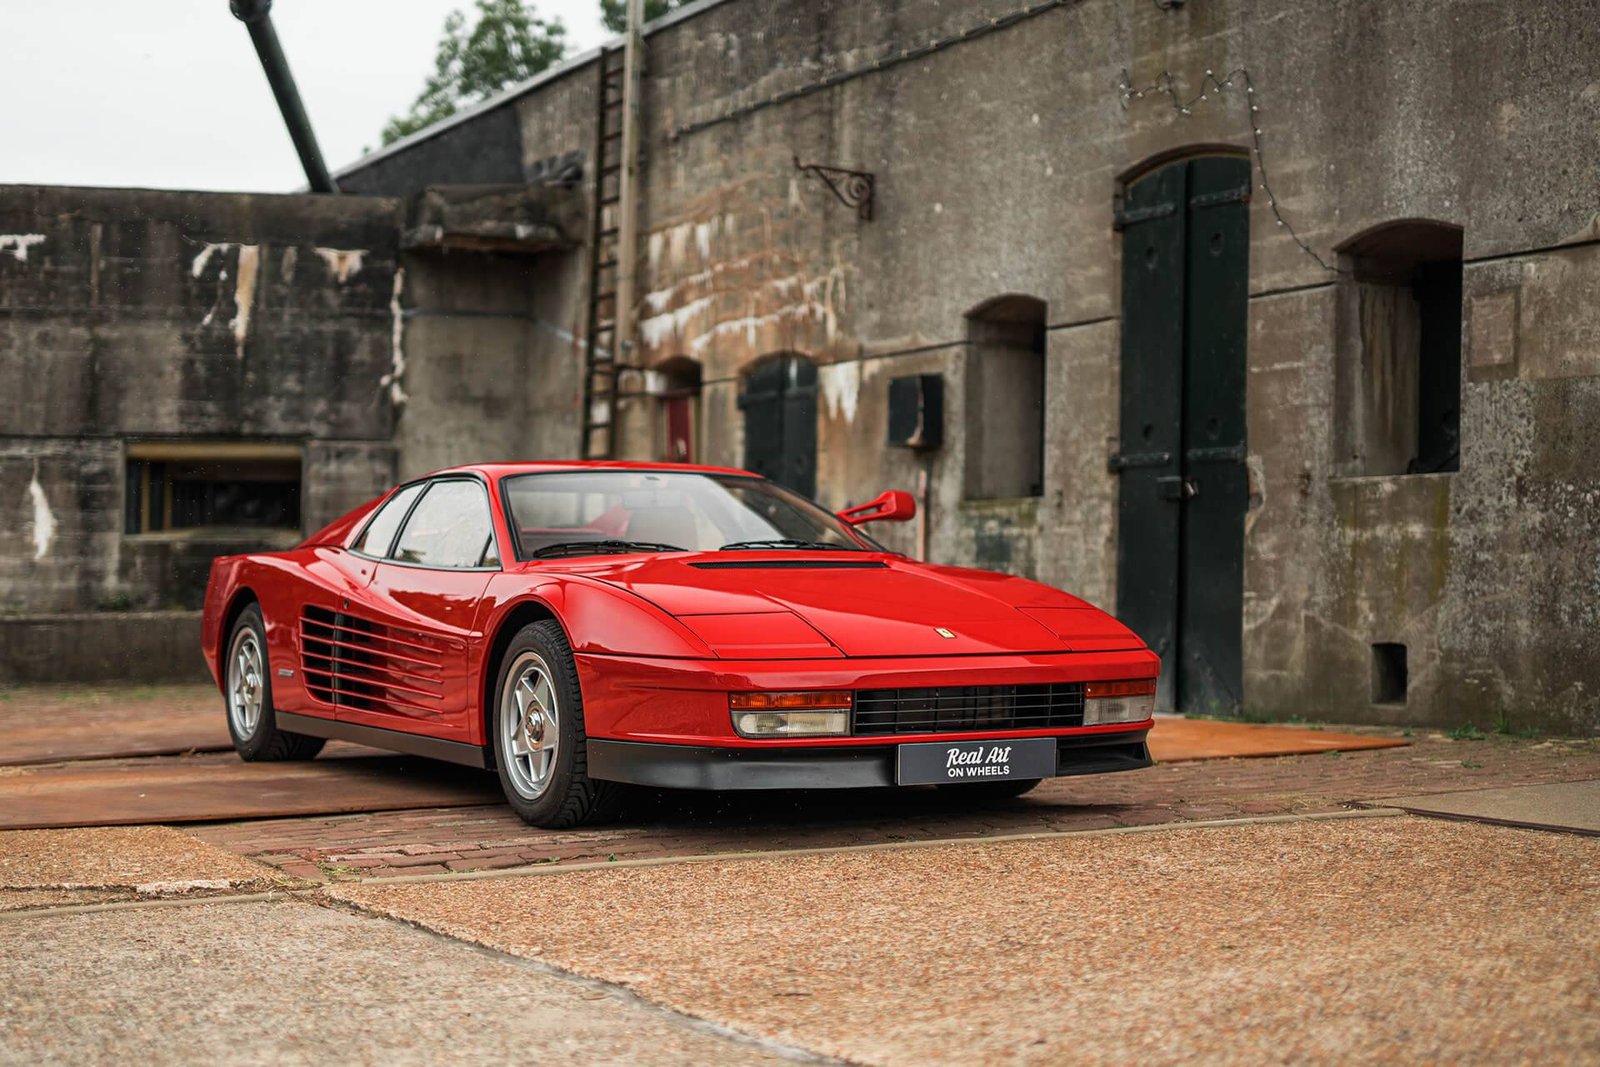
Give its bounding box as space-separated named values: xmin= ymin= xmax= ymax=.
xmin=329 ymin=816 xmax=1600 ymax=1066
xmin=189 ymin=733 xmax=1600 ymax=880
xmin=2 ymin=730 xmax=1595 ymax=1065
xmin=0 ymin=899 xmax=821 ymax=1065
xmin=1376 ymin=778 xmax=1600 ymax=834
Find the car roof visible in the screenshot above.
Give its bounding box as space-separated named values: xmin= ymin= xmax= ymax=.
xmin=423 ymin=460 xmax=763 ymax=482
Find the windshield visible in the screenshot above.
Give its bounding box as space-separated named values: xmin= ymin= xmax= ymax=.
xmin=502 ymin=471 xmax=875 ymax=559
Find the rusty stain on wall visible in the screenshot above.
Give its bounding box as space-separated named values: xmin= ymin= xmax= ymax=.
xmin=313 ymin=247 xmax=366 ymax=284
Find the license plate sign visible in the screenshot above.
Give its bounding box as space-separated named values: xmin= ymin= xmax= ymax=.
xmin=896 ymin=737 xmax=1057 ymax=786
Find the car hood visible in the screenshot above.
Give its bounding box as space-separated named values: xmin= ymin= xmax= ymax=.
xmin=571 ymin=554 xmax=1143 ymax=658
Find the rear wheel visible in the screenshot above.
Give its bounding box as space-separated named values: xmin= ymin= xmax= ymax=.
xmin=224 ymin=604 xmax=325 ymax=762
xmin=491 ymin=619 xmax=626 ymax=828
xmin=936 ymin=778 xmax=1042 ymax=801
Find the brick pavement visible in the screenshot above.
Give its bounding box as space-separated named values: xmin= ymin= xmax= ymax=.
xmin=186 ymin=732 xmax=1600 ymax=881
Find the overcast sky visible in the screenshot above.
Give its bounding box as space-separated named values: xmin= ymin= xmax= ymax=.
xmin=0 ymin=1 xmax=611 ymax=193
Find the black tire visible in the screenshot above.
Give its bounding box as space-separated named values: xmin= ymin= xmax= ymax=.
xmin=224 ymin=604 xmax=325 ymax=762
xmin=490 ymin=618 xmax=626 ymax=829
xmin=936 ymin=778 xmax=1043 ymax=801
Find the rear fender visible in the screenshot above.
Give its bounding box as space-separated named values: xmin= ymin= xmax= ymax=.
xmin=201 ymin=556 xmax=251 ymax=689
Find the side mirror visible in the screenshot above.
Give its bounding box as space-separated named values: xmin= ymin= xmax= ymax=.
xmin=837 ymin=490 xmax=916 ymax=526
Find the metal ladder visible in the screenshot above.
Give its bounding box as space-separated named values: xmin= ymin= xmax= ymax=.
xmin=580 ymin=47 xmax=627 ymax=460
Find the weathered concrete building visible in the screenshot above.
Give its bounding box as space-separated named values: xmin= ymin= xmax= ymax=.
xmin=3 ymin=0 xmax=1597 ymax=733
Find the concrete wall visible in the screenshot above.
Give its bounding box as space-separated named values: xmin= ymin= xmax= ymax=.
xmin=0 ymin=186 xmax=404 ymax=614
xmin=335 ymin=0 xmax=1600 ymax=733
xmin=0 ymin=612 xmax=207 ymax=684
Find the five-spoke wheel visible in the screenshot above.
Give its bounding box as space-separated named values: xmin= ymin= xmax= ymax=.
xmin=227 ymin=626 xmax=266 ymax=740
xmin=222 ymin=603 xmax=324 ymax=762
xmin=499 ymin=652 xmax=561 ymax=800
xmin=491 ymin=618 xmax=625 ymax=828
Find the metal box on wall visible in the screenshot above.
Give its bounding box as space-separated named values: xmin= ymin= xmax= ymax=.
xmin=887 ymin=374 xmax=943 ymax=451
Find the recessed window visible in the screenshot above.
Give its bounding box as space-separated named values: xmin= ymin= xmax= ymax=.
xmin=964 ymin=295 xmax=1047 ymax=499
xmin=1334 ymin=221 xmax=1463 ymax=476
xmin=1371 ymin=642 xmax=1408 ymax=705
xmin=651 ymin=356 xmax=702 ymax=463
xmin=124 ymin=443 xmax=301 ymax=535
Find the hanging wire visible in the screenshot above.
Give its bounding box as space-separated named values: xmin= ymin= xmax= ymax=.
xmin=1118 ymin=66 xmax=1346 ymax=275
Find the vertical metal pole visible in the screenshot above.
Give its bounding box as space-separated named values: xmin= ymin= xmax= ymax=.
xmin=612 ymin=0 xmax=645 ymax=364
xmin=230 ymin=0 xmax=339 ymax=194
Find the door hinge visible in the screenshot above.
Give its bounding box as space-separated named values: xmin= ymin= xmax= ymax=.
xmin=1184 ymin=444 xmax=1247 ymax=463
xmin=1112 ymin=201 xmax=1178 ymax=231
xmin=1107 ymin=450 xmax=1173 ymax=472
xmin=1188 ymin=185 xmax=1252 ymax=209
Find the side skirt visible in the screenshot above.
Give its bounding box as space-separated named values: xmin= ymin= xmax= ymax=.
xmin=276 ymin=711 xmax=489 ymax=769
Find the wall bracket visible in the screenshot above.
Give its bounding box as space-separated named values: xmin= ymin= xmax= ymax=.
xmin=792 ymin=156 xmax=875 ymax=221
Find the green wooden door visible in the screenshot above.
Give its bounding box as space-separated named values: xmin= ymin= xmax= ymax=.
xmin=738 ymin=355 xmax=818 ymax=497
xmin=1115 ymin=155 xmax=1250 ymax=715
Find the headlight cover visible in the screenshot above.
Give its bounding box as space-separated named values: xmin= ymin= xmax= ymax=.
xmin=1083 ymin=679 xmax=1157 ymax=725
xmin=730 ymin=691 xmax=852 ymax=737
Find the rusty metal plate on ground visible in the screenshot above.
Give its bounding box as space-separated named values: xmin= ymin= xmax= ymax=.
xmin=0 ymin=686 xmax=230 ymax=766
xmin=1149 ymin=717 xmax=1407 ymax=762
xmin=0 ymin=748 xmax=501 ymax=830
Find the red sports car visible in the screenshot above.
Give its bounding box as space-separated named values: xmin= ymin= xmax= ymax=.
xmin=202 ymin=462 xmax=1157 ymax=827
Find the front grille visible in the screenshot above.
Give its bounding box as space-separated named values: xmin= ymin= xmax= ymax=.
xmin=852 ymin=683 xmax=1085 ymax=735
xmin=299 ymin=605 xmax=445 ymax=715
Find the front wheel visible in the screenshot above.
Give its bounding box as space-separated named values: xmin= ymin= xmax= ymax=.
xmin=491 ymin=619 xmax=626 ymax=828
xmin=224 ymin=604 xmax=325 ymax=762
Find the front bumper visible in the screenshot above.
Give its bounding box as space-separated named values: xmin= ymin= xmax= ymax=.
xmin=576 ymin=647 xmax=1160 ymax=745
xmin=587 ymin=728 xmax=1153 ymax=790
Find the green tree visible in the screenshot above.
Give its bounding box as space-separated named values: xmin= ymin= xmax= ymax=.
xmin=599 ymin=0 xmax=690 ymax=34
xmin=382 ymin=0 xmax=567 ymax=146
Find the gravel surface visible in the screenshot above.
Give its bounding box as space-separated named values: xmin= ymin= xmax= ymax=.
xmin=0 ymin=899 xmax=820 ymax=1065
xmin=0 ymin=826 xmax=278 ymax=890
xmin=334 ymin=817 xmax=1600 ymax=1065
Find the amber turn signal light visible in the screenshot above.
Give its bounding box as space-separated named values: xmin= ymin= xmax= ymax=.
xmin=729 ymin=691 xmax=853 ymax=710
xmin=1084 ymin=679 xmax=1157 ymax=699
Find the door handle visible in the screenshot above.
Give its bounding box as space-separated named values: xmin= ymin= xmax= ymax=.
xmin=1157 ymin=476 xmax=1197 ymax=501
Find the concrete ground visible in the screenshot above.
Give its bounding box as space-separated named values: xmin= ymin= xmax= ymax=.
xmin=187 ymin=730 xmax=1600 ymax=880
xmin=2 ymin=683 xmax=1597 ymax=1064
xmin=3 ymin=813 xmax=1596 ymax=1065
xmin=0 ymin=900 xmax=819 ymax=1065
xmin=329 ymin=816 xmax=1600 ymax=1066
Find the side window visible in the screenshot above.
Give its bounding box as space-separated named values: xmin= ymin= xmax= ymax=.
xmin=391 ymin=480 xmax=498 ymax=568
xmin=352 ymin=483 xmax=425 ymax=557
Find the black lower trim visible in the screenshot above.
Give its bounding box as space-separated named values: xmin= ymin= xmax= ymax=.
xmin=275 ymin=711 xmax=489 ymax=769
xmin=588 ymin=729 xmax=1152 ymax=791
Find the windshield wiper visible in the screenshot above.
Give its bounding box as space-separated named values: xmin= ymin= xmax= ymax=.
xmin=718 ymin=539 xmax=860 ymax=552
xmin=532 ymin=539 xmax=685 ymax=559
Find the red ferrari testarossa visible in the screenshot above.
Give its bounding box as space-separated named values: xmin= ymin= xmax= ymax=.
xmin=202 ymin=462 xmax=1158 ymax=827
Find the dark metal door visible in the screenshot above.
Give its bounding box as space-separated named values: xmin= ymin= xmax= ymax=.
xmin=1114 ymin=163 xmax=1187 ymax=712
xmin=739 ymin=356 xmax=818 ymax=497
xmin=1114 ymin=155 xmax=1250 ymax=715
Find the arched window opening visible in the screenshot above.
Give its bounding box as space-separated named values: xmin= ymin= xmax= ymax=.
xmin=1334 ymin=220 xmax=1463 ymax=476
xmin=963 ymin=294 xmax=1047 ymax=500
xmin=649 ymin=356 xmax=702 ymax=463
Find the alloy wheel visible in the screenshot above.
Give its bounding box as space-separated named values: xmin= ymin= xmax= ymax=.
xmin=501 ymin=651 xmax=561 ymax=800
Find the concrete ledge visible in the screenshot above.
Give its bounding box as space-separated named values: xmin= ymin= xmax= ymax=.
xmin=0 ymin=613 xmax=207 ymax=685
